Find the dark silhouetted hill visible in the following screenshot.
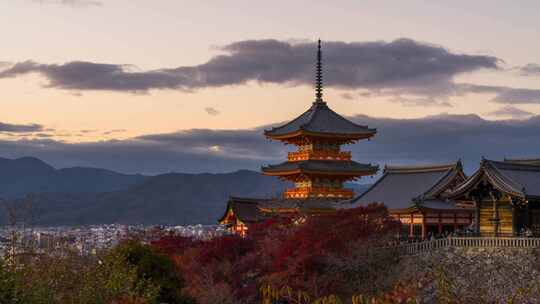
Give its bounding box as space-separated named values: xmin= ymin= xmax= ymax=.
xmin=0 ymin=157 xmax=146 ymax=199
xmin=0 ymin=157 xmax=371 ymax=225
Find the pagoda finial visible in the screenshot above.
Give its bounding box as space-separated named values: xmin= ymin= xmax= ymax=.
xmin=315 ymin=39 xmax=324 ymax=104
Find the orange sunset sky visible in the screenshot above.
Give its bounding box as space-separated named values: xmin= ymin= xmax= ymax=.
xmin=1 ymin=1 xmax=540 ymax=174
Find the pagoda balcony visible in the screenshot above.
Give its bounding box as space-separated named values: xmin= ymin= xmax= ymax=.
xmin=284 ymin=187 xmax=354 ymax=199
xmin=287 ymin=150 xmax=352 ymax=162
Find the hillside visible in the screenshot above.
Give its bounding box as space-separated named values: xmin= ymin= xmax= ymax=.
xmin=0 ymin=157 xmax=371 ymax=225
xmin=0 ymin=157 xmax=146 ymax=199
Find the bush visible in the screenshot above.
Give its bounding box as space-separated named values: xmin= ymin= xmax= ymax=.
xmin=0 ymin=249 xmax=154 ymax=304
xmin=0 ymin=241 xmax=194 ymax=304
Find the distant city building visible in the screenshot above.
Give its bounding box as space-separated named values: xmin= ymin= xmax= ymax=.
xmin=0 ymin=224 xmax=224 ymax=255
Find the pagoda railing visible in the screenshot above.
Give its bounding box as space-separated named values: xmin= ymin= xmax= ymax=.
xmin=287 ymin=150 xmax=351 ymax=162
xmin=397 ymin=237 xmax=540 ymax=256
xmin=284 ymin=187 xmax=354 ymax=199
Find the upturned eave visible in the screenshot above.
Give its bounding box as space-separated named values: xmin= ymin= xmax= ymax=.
xmin=264 ymin=129 xmax=376 ymax=142
xmin=261 ymin=168 xmax=378 ymax=177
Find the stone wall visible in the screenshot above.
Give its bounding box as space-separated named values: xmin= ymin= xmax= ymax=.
xmin=399 ymin=247 xmax=540 ymax=303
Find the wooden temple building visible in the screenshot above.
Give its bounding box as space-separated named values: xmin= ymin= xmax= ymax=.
xmin=346 ymin=162 xmax=473 ymax=239
xmin=219 ymin=40 xmax=379 ymax=236
xmin=448 ymin=159 xmax=540 ymax=236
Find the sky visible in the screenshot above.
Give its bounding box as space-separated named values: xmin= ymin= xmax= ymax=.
xmin=1 ymin=0 xmax=540 ymax=175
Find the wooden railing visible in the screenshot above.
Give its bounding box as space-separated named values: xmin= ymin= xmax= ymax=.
xmin=284 ymin=187 xmax=354 ymax=199
xmin=397 ymin=237 xmax=540 ymax=256
xmin=287 ymin=150 xmax=351 ymax=162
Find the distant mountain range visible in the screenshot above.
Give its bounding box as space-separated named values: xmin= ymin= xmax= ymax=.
xmin=0 ymin=157 xmax=370 ymax=226
xmin=0 ymin=157 xmax=146 ymax=199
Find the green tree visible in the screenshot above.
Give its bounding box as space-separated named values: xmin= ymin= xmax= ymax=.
xmin=113 ymin=240 xmax=195 ymax=304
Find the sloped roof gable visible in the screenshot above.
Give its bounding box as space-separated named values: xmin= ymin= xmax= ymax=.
xmin=349 ymin=162 xmax=463 ymax=210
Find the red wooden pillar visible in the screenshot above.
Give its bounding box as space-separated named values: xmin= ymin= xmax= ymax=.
xmin=421 ymin=213 xmax=426 ymax=239
xmin=409 ymin=214 xmax=414 ymax=237
xmin=453 ymin=213 xmax=458 ymax=230
xmin=438 ymin=212 xmax=442 ymax=234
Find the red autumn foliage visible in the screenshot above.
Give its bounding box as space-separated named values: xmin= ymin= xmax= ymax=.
xmin=252 ymin=204 xmax=401 ymax=297
xmin=152 ymin=203 xmax=402 ymax=303
xmin=151 ymin=235 xmax=200 ymax=256
xmin=171 ymin=235 xmax=257 ymax=304
xmin=197 ymin=235 xmax=255 ymax=264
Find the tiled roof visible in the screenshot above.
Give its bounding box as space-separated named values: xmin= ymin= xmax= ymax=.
xmin=218 ymin=196 xmax=349 ymax=224
xmin=264 ymin=101 xmax=376 ymax=138
xmin=451 ymin=159 xmax=540 ymax=199
xmin=262 ymin=160 xmax=378 ymax=175
xmin=344 ymin=161 xmax=464 ymax=210
xmin=218 ymin=197 xmax=272 ymax=224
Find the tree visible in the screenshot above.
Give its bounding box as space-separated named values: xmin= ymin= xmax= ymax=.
xmin=113 ymin=240 xmax=195 ymax=304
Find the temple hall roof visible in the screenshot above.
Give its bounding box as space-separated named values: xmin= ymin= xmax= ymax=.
xmin=343 ymin=161 xmax=465 ymax=210
xmin=218 ymin=196 xmax=346 ymax=225
xmin=218 ymin=197 xmax=272 ymax=224
xmin=450 ymin=159 xmax=540 ymax=199
xmin=264 ymin=101 xmax=376 ymax=139
xmin=262 ymin=159 xmax=378 ymax=176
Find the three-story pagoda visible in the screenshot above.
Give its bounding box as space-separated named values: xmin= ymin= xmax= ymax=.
xmin=262 ymin=40 xmax=378 ymax=200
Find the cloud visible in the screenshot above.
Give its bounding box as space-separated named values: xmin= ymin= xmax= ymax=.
xmin=388 ymin=95 xmax=452 ymax=107
xmin=204 ymin=107 xmax=220 ymax=116
xmin=0 ymin=62 xmax=11 ymax=70
xmin=2 ymin=114 xmax=540 ymax=175
xmin=0 ymin=39 xmax=499 ymax=96
xmin=31 ymin=0 xmax=103 ymax=7
xmin=490 ymin=87 xmax=540 ymax=104
xmin=486 ymin=105 xmax=534 ymax=119
xmin=102 ymin=129 xmax=127 ymax=135
xmin=79 ymin=129 xmax=97 ymax=134
xmin=346 ymin=113 xmax=540 ymax=174
xmin=136 ymin=128 xmax=280 ymax=162
xmin=429 ymin=83 xmax=540 ymax=105
xmin=340 ymin=92 xmax=354 ymax=100
xmin=0 ymin=122 xmax=44 ymax=133
xmin=519 ymin=63 xmax=540 ymax=76
xmin=33 ymin=133 xmax=54 ymax=138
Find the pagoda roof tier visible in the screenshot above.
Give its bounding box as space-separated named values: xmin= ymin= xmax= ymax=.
xmin=262 ymin=160 xmax=378 ymax=177
xmin=264 ymin=101 xmax=376 ymax=141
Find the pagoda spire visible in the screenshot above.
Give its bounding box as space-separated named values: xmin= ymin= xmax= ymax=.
xmin=315 ymin=39 xmax=325 ymax=104
xmin=262 ymin=39 xmax=378 ymax=201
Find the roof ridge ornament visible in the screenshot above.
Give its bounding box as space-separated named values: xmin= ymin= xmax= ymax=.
xmin=315 ymin=39 xmax=326 ymax=105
